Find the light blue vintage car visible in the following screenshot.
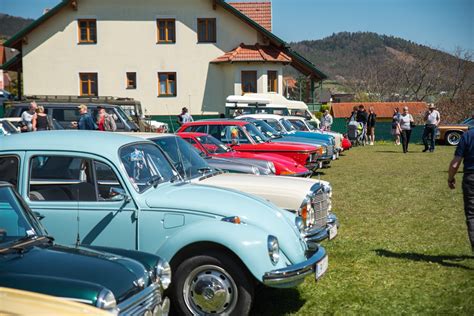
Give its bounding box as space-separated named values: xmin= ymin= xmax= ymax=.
xmin=0 ymin=131 xmax=329 ymax=315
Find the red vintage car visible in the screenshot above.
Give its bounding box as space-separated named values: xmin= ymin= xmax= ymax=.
xmin=178 ymin=120 xmax=323 ymax=169
xmin=178 ymin=132 xmax=312 ymax=177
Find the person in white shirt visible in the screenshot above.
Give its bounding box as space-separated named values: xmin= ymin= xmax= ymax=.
xmin=399 ymin=106 xmax=414 ymax=153
xmin=21 ymin=101 xmax=38 ymax=132
xmin=422 ymin=103 xmax=441 ymax=152
xmin=177 ymin=107 xmax=193 ymax=125
xmin=321 ymin=110 xmax=333 ymax=131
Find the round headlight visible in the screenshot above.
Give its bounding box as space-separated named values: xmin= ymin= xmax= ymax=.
xmin=251 ymin=166 xmax=261 ymax=175
xmin=156 ymin=259 xmax=172 ymax=290
xmin=267 ymin=235 xmax=280 ymax=264
xmin=267 ymin=161 xmax=276 ymax=174
xmin=96 ymin=289 xmax=116 ymax=310
xmin=295 ymin=216 xmax=304 ymax=233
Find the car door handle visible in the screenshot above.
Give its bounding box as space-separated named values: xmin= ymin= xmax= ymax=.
xmin=33 ymin=211 xmax=45 ymax=220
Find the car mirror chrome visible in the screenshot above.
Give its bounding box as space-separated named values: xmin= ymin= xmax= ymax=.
xmin=109 ymin=187 xmax=130 ymax=202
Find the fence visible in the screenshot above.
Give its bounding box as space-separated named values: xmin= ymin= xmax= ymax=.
xmin=331 ymin=118 xmax=425 ymax=143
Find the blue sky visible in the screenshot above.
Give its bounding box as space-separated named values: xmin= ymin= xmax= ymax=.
xmin=1 ymin=0 xmax=472 ymax=52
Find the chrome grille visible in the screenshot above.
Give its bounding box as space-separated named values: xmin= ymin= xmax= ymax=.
xmin=117 ymin=283 xmax=162 ymax=316
xmin=311 ymin=192 xmax=329 ymax=228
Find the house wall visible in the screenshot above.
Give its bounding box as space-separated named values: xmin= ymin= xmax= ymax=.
xmin=21 ymin=0 xmax=284 ymax=115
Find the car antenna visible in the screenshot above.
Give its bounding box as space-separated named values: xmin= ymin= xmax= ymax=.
xmin=75 ymin=188 xmax=81 ymax=247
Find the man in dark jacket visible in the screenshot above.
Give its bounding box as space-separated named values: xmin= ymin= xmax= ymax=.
xmin=448 ymin=112 xmax=474 ymax=253
xmin=73 ymin=104 xmax=96 ymax=130
xmin=356 ymin=105 xmax=369 ymax=144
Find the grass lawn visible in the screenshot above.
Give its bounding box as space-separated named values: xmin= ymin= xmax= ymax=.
xmin=252 ymin=143 xmax=473 ymax=315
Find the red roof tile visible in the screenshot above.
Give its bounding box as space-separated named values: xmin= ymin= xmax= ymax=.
xmin=331 ymin=102 xmax=429 ymax=119
xmin=228 ymin=1 xmax=272 ymax=31
xmin=212 ymin=43 xmax=292 ymax=63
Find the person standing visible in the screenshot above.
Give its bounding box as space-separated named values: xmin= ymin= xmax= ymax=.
xmin=21 ymin=101 xmax=38 ymax=132
xmin=72 ymin=104 xmax=96 ymax=130
xmin=391 ymin=108 xmax=401 ymax=145
xmin=448 ymin=121 xmax=474 ymax=253
xmin=96 ymin=106 xmax=117 ymax=132
xmin=32 ymin=106 xmax=52 ymax=131
xmin=321 ymin=110 xmax=333 ymax=131
xmin=177 ymin=107 xmax=193 ymax=126
xmin=356 ymin=105 xmax=369 ymax=145
xmin=399 ymin=106 xmax=414 ymax=153
xmin=422 ymin=104 xmax=441 ymax=152
xmin=367 ymin=107 xmax=377 ymax=145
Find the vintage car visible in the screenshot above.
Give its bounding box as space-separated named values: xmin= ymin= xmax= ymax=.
xmin=436 ymin=117 xmax=474 ymax=146
xmin=236 ymin=117 xmax=335 ymax=164
xmin=0 ymin=287 xmax=110 ymax=315
xmin=135 ymin=133 xmax=338 ymax=244
xmin=0 ymin=131 xmax=329 ymax=315
xmin=177 ymin=132 xmax=312 ymax=177
xmin=0 ymin=182 xmax=170 ymax=315
xmin=178 ymin=119 xmax=323 ymax=170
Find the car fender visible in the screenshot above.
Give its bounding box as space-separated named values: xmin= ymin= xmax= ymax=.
xmin=156 ymin=219 xmax=292 ymax=283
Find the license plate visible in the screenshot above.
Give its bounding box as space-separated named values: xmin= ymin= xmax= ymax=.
xmin=328 ymin=225 xmax=338 ymax=240
xmin=315 ymin=255 xmax=328 ymax=280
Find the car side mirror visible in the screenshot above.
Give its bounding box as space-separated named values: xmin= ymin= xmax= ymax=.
xmin=109 ymin=187 xmax=130 ymax=202
xmin=33 ymin=211 xmax=45 ymax=220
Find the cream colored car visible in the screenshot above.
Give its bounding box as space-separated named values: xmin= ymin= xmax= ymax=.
xmin=127 ymin=133 xmax=339 ymax=243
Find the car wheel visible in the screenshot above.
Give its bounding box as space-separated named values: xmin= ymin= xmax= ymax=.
xmin=171 ymin=251 xmax=254 ymax=315
xmin=446 ymin=131 xmax=462 ymax=146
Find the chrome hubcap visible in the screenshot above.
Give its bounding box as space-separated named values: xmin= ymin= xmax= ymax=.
xmin=183 ymin=265 xmax=237 ymax=315
xmin=448 ymin=133 xmax=460 ymax=145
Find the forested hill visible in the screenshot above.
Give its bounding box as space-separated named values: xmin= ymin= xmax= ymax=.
xmin=0 ymin=13 xmax=33 ymax=41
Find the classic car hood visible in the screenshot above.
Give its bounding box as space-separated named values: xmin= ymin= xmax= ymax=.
xmin=0 ymin=242 xmax=148 ymax=302
xmin=276 ymin=135 xmax=327 ymax=146
xmin=144 ymin=182 xmax=306 ymax=263
xmin=292 ymin=131 xmax=333 ymax=142
xmin=197 ymin=173 xmax=325 ymax=211
xmin=217 ymin=151 xmax=300 ymax=167
xmin=239 ymin=141 xmax=317 ymax=153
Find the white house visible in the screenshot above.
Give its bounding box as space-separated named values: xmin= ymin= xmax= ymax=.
xmin=1 ymin=0 xmax=326 ymax=117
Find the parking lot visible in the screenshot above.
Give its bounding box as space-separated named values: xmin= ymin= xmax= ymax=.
xmin=253 ymin=144 xmax=473 ymax=315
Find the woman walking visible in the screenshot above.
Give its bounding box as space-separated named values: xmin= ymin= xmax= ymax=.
xmin=391 ymin=108 xmax=401 ymax=145
xmin=399 ymin=106 xmax=414 ymax=153
xmin=367 ymin=107 xmax=377 ymax=145
xmin=32 ymin=106 xmax=52 ymax=131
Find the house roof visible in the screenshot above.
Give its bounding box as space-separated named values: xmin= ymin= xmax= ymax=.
xmin=211 ymin=43 xmax=291 ymax=63
xmin=228 ymin=1 xmax=272 ymax=32
xmin=331 ymin=102 xmax=429 ymax=118
xmin=3 ymin=0 xmax=327 ymax=81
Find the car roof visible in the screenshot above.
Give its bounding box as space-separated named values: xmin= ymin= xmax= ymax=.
xmin=0 ymin=131 xmax=148 ymax=153
xmin=176 ymin=132 xmax=208 ymax=137
xmin=9 ymin=103 xmax=117 ymax=108
xmin=184 ymin=120 xmax=248 ymax=126
xmin=285 ymin=116 xmax=306 ymax=121
xmin=236 ymin=114 xmax=284 ymax=120
xmin=118 ymin=132 xmax=175 ymax=140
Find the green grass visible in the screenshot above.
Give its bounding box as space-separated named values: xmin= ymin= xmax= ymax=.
xmin=252 ymin=143 xmax=474 ymax=315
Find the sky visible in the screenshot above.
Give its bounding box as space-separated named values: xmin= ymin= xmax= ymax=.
xmin=0 ymin=0 xmax=472 ymax=53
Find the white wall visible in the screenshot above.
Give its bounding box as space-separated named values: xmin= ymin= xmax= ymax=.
xmin=21 ymin=0 xmax=285 ymax=115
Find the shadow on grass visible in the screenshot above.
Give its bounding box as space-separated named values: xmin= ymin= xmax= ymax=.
xmin=251 ymin=287 xmax=304 ymax=315
xmin=374 ymin=249 xmax=473 ymax=270
xmin=375 ymin=150 xmax=402 ymax=154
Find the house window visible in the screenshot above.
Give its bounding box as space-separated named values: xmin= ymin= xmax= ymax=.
xmin=197 ymin=18 xmax=216 ymax=43
xmin=126 ymin=72 xmax=137 ymax=89
xmin=267 ymin=71 xmax=278 ymax=93
xmin=78 ymin=19 xmax=97 ymax=43
xmin=157 ymin=19 xmax=176 ymax=43
xmin=158 ymin=73 xmax=177 ymax=97
xmin=79 ymin=73 xmax=98 ymax=96
xmin=242 ymin=71 xmax=257 ymax=93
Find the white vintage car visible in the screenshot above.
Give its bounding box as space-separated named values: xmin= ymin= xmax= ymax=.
xmin=129 ymin=133 xmax=339 ymax=243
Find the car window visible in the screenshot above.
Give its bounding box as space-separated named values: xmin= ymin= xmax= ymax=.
xmin=29 ymin=156 xmax=97 ymax=202
xmin=0 ymin=156 xmax=19 ymax=189
xmin=207 ymin=125 xmax=223 ymax=140
xmin=0 ymin=188 xmax=34 ymax=244
xmin=52 ymin=108 xmax=81 ymax=122
xmin=94 ymin=161 xmax=125 ymax=201
xmin=221 ymin=126 xmax=251 ymax=145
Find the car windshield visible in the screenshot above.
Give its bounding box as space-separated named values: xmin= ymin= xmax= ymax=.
xmin=0 ymin=186 xmax=39 ymax=248
xmin=281 ymin=118 xmax=296 ymax=132
xmin=264 ymin=119 xmax=284 ymax=132
xmin=289 ymin=119 xmax=308 ymax=131
xmin=252 ymin=120 xmax=281 ymax=139
xmin=151 ymin=136 xmax=214 ymax=179
xmin=307 ymin=120 xmax=319 ymax=130
xmin=0 ymin=120 xmax=18 ymax=135
xmin=244 ymin=123 xmax=270 ymax=143
xmin=120 ymin=143 xmax=178 ymax=193
xmin=304 ymin=120 xmax=316 ymax=131
xmin=196 ymin=135 xmax=230 ymax=154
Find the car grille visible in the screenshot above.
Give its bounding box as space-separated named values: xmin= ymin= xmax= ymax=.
xmin=311 ymin=192 xmax=329 ymax=228
xmin=117 ymin=283 xmax=162 ymax=315
xmin=326 ymin=146 xmax=334 ymax=157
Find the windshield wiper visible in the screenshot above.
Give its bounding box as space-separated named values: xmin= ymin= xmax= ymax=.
xmin=147 ymin=175 xmax=164 ymax=188
xmin=198 ymin=167 xmax=213 ymax=174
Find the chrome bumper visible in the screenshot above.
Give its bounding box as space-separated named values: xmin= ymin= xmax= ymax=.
xmin=304 ymin=213 xmax=339 ymax=249
xmin=262 ymin=246 xmax=327 ymax=288
xmin=116 ymin=283 xmax=170 ymax=316
xmin=284 ymin=170 xmax=313 ymax=178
